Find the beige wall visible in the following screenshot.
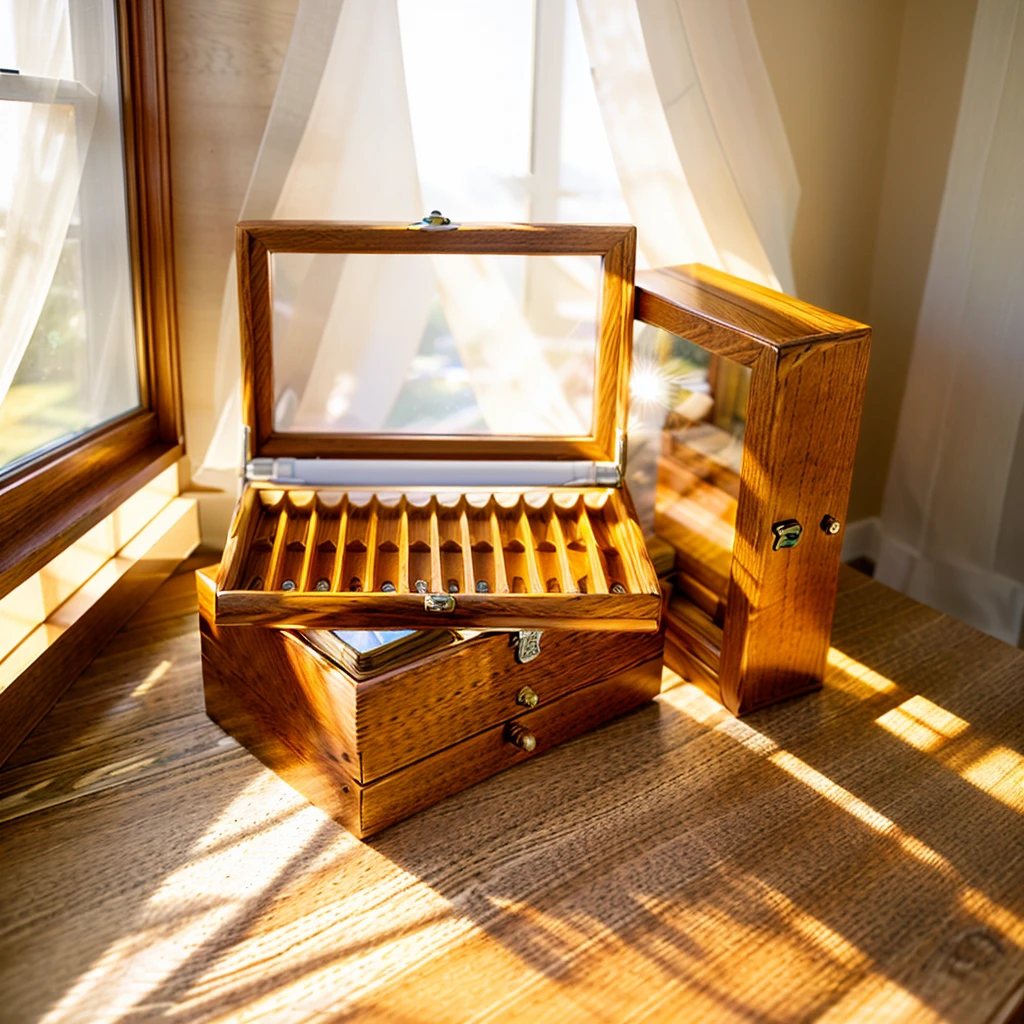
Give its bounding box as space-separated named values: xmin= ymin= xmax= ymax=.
xmin=748 ymin=0 xmax=978 ymax=523
xmin=165 ymin=0 xmax=299 ymax=542
xmin=167 ymin=0 xmax=977 ymax=541
xmin=853 ymin=0 xmax=978 ymax=522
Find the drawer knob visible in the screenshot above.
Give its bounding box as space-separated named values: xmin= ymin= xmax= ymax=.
xmin=516 ymin=686 xmax=540 ymax=709
xmin=506 ymin=722 xmax=537 ymax=753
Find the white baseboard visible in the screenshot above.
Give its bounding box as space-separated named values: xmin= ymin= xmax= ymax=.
xmin=841 ymin=516 xmax=881 ymax=564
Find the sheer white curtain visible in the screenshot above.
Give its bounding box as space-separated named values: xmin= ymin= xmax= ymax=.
xmin=0 ymin=0 xmax=97 ymax=405
xmin=198 ymin=0 xmax=425 ymax=475
xmin=576 ymin=0 xmax=798 ymax=291
xmin=198 ymin=0 xmax=797 ymax=474
xmin=877 ymin=0 xmax=1024 ymax=645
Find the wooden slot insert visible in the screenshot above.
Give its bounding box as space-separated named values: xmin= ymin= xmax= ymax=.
xmin=437 ymin=499 xmax=466 ymax=594
xmin=372 ymin=499 xmax=403 ymax=593
xmin=467 ymin=501 xmax=499 ymax=594
xmin=220 ymin=484 xmax=660 ymax=605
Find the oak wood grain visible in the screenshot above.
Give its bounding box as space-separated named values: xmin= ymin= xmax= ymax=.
xmin=216 ymin=485 xmax=661 ymax=632
xmin=719 ymin=336 xmax=872 ymax=713
xmin=199 ymin=564 xmax=663 ymax=785
xmin=1 ymin=563 xmax=1024 ymax=1022
xmin=636 ymin=263 xmax=869 ymax=364
xmin=638 ymin=263 xmax=871 ymax=714
xmin=205 ymin=637 xmax=661 ymax=839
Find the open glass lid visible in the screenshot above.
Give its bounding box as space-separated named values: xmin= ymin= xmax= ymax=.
xmin=216 ymin=219 xmax=660 ymax=632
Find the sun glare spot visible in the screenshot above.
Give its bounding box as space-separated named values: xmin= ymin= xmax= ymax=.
xmin=131 ymin=658 xmax=172 ymax=696
xmin=826 ymin=648 xmax=899 ymax=695
xmin=876 ymin=695 xmax=969 ymax=752
xmin=961 ymin=746 xmax=1024 ymax=813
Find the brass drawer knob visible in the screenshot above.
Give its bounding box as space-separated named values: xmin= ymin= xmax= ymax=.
xmin=506 ymin=722 xmax=537 ymax=753
xmin=516 ymin=686 xmax=539 ymax=709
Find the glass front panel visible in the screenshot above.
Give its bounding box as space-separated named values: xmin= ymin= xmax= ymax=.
xmin=627 ymin=322 xmax=750 ymax=623
xmin=270 ymin=252 xmax=601 ymax=437
xmin=0 ymin=0 xmax=140 ymax=474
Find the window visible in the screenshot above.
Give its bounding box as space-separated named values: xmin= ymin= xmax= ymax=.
xmin=0 ymin=0 xmax=182 ymax=599
xmin=0 ymin=0 xmax=140 ymax=472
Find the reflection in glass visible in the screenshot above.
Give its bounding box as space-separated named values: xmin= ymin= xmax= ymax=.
xmin=627 ymin=323 xmax=749 ymax=620
xmin=270 ymin=252 xmax=600 ymax=437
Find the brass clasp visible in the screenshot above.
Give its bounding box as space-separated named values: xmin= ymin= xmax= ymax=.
xmin=410 ymin=209 xmax=459 ymax=231
xmin=424 ymin=593 xmax=456 ymax=613
xmin=511 ymin=630 xmax=542 ymax=664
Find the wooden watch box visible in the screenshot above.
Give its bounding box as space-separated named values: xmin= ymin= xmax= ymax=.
xmin=198 ymin=565 xmax=664 ymax=838
xmin=215 ymin=220 xmax=661 ymax=634
xmin=631 ymin=265 xmax=871 ymax=715
xmin=199 ymin=217 xmax=668 ymax=837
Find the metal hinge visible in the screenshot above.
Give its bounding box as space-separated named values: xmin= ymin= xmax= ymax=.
xmin=243 ymin=455 xmax=624 ymax=488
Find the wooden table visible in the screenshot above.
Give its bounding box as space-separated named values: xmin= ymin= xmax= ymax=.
xmin=1 ymin=559 xmax=1022 ymax=1023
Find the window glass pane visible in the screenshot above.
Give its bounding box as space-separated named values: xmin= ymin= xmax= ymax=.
xmin=270 ymin=251 xmax=601 ymax=437
xmin=398 ymin=0 xmax=534 ymax=221
xmin=557 ymin=1 xmax=633 ymax=228
xmin=0 ymin=0 xmax=139 ymax=474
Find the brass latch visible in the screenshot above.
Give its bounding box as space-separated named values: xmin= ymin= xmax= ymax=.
xmin=771 ymin=519 xmax=803 ymax=550
xmin=410 ymin=209 xmax=459 ymax=231
xmin=424 ymin=593 xmax=456 ymax=613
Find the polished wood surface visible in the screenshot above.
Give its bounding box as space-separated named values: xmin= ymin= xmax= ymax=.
xmin=0 ymin=0 xmax=183 ymax=602
xmin=637 ymin=264 xmax=871 ymax=714
xmin=1 ymin=563 xmax=1024 ymax=1020
xmin=237 ymin=221 xmax=635 ymax=464
xmin=0 ymin=498 xmax=199 ymax=769
xmin=119 ymin=0 xmax=184 ymax=449
xmin=216 ymin=485 xmax=661 ymax=632
xmin=721 ymin=333 xmax=871 ymax=713
xmin=204 ymin=620 xmax=662 ymax=838
xmin=199 ymin=565 xmax=663 ymax=789
xmin=636 ymin=263 xmax=869 ymax=366
xmin=0 ymin=425 xmax=181 ymax=599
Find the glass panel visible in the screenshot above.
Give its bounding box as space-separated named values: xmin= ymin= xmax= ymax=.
xmin=627 ymin=322 xmax=749 ymax=623
xmin=0 ymin=1 xmax=140 ymax=474
xmin=331 ymin=630 xmax=417 ymax=654
xmin=270 ymin=251 xmax=601 ymax=437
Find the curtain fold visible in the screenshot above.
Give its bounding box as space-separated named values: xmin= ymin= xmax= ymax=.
xmin=197 ymin=0 xmax=798 ymax=476
xmin=198 ymin=0 xmax=425 ymax=475
xmin=575 ymin=0 xmax=798 ymax=291
xmin=0 ymin=0 xmax=97 ymax=407
xmin=876 ymin=0 xmax=1024 ymax=645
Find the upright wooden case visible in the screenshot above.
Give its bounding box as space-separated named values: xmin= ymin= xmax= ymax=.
xmin=215 ymin=220 xmax=661 ymax=634
xmin=633 ymin=265 xmax=871 ymax=714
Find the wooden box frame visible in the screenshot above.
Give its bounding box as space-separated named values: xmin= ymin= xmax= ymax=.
xmin=636 ymin=265 xmax=871 ymax=715
xmin=213 ymin=221 xmax=662 ymax=633
xmin=198 ymin=566 xmax=665 ymax=838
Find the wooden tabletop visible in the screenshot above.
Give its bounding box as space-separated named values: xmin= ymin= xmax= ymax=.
xmin=1 ymin=558 xmax=1022 ymax=1023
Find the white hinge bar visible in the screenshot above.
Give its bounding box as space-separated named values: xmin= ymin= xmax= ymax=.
xmin=244 ymin=457 xmax=621 ymax=489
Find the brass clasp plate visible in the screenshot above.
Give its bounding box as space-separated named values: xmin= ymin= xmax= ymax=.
xmin=511 ymin=630 xmax=543 ymax=664
xmin=424 ymin=593 xmax=456 ymax=613
xmin=771 ymin=519 xmax=803 ymax=550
